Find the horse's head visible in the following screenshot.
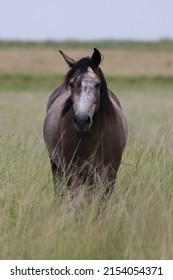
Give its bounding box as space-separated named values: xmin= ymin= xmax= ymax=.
xmin=60 ymin=49 xmax=102 ymax=131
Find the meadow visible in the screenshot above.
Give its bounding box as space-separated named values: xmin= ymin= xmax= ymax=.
xmin=0 ymin=41 xmax=173 ymax=259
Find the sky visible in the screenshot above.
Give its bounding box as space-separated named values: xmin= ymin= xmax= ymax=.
xmin=0 ymin=0 xmax=173 ymax=41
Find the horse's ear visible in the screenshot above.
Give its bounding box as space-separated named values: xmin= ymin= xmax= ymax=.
xmin=59 ymin=50 xmax=76 ymax=67
xmin=90 ymin=48 xmax=102 ymax=67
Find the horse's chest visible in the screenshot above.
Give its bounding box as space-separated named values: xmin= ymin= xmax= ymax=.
xmin=62 ymin=132 xmax=98 ymax=162
xmin=62 ymin=129 xmax=116 ymax=167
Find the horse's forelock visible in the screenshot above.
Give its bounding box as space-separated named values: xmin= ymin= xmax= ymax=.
xmin=64 ymin=57 xmax=103 ymax=86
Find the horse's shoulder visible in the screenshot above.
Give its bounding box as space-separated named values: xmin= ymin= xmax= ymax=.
xmin=108 ymin=89 xmax=122 ymax=109
xmin=46 ymin=84 xmax=67 ymax=112
xmin=108 ymin=90 xmax=128 ymax=146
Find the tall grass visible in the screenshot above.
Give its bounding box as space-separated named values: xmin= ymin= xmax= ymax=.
xmin=0 ymin=88 xmax=173 ymax=259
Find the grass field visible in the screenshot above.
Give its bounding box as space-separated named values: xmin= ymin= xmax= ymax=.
xmin=0 ymin=41 xmax=173 ymax=259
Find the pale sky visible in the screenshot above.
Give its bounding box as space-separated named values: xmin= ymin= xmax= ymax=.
xmin=0 ymin=0 xmax=173 ymax=41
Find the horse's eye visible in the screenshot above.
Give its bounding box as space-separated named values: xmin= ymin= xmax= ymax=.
xmin=69 ymin=82 xmax=74 ymax=88
xmin=95 ymin=83 xmax=100 ymax=89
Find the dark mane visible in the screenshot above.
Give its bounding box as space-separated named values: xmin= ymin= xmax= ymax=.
xmin=64 ymin=57 xmax=94 ymax=85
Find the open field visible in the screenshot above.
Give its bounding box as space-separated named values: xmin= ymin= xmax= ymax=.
xmin=0 ymin=40 xmax=173 ymax=92
xmin=1 ymin=44 xmax=173 ymax=77
xmin=0 ymin=41 xmax=173 ymax=259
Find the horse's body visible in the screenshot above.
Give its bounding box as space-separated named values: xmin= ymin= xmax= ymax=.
xmin=43 ymin=49 xmax=128 ymax=197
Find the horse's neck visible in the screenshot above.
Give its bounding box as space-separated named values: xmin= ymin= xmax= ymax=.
xmin=99 ymin=89 xmax=114 ymax=120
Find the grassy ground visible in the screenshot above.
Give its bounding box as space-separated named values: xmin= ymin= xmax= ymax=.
xmin=0 ymin=41 xmax=173 ymax=259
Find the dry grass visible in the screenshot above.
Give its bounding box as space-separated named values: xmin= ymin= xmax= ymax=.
xmin=1 ymin=47 xmax=173 ymax=76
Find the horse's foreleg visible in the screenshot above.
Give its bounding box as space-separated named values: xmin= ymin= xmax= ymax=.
xmin=49 ymin=158 xmax=63 ymax=195
xmin=103 ymin=168 xmax=117 ymax=198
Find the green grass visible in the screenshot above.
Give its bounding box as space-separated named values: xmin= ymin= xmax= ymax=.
xmin=0 ymin=73 xmax=173 ymax=92
xmin=0 ymin=73 xmax=63 ymax=92
xmin=1 ymin=39 xmax=173 ymax=50
xmin=0 ymin=87 xmax=173 ymax=259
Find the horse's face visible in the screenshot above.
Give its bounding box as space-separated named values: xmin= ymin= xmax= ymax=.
xmin=69 ymin=67 xmax=101 ymax=131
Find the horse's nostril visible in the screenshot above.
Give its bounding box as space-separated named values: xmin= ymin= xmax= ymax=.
xmin=85 ymin=116 xmax=91 ymax=125
xmin=74 ymin=115 xmax=78 ymax=125
xmin=74 ymin=114 xmax=91 ymax=130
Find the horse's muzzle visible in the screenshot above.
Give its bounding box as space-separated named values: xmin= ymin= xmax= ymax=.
xmin=74 ymin=114 xmax=92 ymax=131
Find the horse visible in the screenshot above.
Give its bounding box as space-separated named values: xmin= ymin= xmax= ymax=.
xmin=43 ymin=48 xmax=128 ymax=200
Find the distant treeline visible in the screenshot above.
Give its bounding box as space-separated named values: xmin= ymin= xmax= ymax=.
xmin=0 ymin=39 xmax=173 ymax=50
